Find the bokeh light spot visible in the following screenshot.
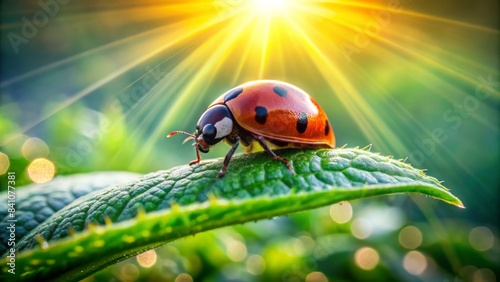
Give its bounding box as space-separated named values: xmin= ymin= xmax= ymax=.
xmin=0 ymin=152 xmax=9 ymax=174
xmin=403 ymin=251 xmax=427 ymax=275
xmin=306 ymin=271 xmax=328 ymax=282
xmin=27 ymin=158 xmax=56 ymax=183
xmin=163 ymin=258 xmax=179 ymax=275
xmin=136 ymin=249 xmax=157 ymax=268
xmin=298 ymin=235 xmax=316 ymax=254
xmin=357 ymin=206 xmax=405 ymax=235
xmin=469 ymin=226 xmax=494 ymax=252
xmin=399 ymin=226 xmax=423 ymax=249
xmin=354 ymin=247 xmax=379 ymax=270
xmin=329 ymin=202 xmax=353 ymax=224
xmin=226 ymin=240 xmax=247 ymax=262
xmin=473 ymin=268 xmax=496 ymax=282
xmin=118 ymin=263 xmax=139 ymax=282
xmin=351 ymin=218 xmax=372 ymax=239
xmin=175 ymin=273 xmax=193 ymax=282
xmin=22 ymin=137 xmax=50 ymax=160
xmin=291 ymin=237 xmax=306 ymax=256
xmin=246 ymin=254 xmax=266 ymax=275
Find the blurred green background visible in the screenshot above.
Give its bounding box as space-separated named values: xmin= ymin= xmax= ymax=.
xmin=1 ymin=0 xmax=498 ymax=281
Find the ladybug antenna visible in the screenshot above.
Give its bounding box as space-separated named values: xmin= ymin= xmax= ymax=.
xmin=168 ymin=130 xmax=203 ymax=165
xmin=167 ymin=131 xmax=196 ymax=139
xmin=168 ymin=131 xmax=197 ymax=145
xmin=182 ymin=136 xmax=194 ymax=144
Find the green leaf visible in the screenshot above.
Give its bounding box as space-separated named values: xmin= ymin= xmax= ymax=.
xmin=1 ymin=148 xmax=463 ymax=281
xmin=0 ymin=172 xmax=141 ymax=255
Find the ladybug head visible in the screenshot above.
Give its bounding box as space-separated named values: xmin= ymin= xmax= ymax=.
xmin=167 ymin=105 xmax=234 ymax=155
xmin=194 ymin=105 xmax=234 ymax=152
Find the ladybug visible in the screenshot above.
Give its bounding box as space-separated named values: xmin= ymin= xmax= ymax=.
xmin=168 ymin=80 xmax=335 ymax=177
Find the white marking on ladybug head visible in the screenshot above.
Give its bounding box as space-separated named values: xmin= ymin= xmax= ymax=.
xmin=214 ymin=117 xmax=233 ymax=139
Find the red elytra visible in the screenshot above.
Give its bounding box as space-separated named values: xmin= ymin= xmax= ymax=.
xmin=168 ymin=80 xmax=335 ymax=177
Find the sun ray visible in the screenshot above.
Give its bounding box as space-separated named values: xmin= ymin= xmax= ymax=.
xmin=1 ymin=18 xmax=206 ymax=87
xmin=258 ymin=14 xmax=272 ymax=79
xmin=282 ymin=12 xmax=408 ymax=154
xmin=1 ymin=1 xmax=497 ymax=233
xmin=323 ymin=0 xmax=498 ymax=33
xmin=1 ymin=7 xmax=238 ymax=146
xmin=130 ymin=14 xmax=256 ymax=168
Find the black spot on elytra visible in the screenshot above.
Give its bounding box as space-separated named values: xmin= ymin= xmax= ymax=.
xmin=255 ymin=106 xmax=268 ymax=124
xmin=273 ymin=86 xmax=287 ymax=97
xmin=224 ymin=87 xmax=243 ymax=102
xmin=296 ymin=112 xmax=308 ymax=133
xmin=325 ymin=120 xmax=330 ymax=136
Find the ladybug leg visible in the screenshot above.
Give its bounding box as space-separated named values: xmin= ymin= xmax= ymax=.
xmin=254 ymin=135 xmax=296 ymax=175
xmin=189 ymin=146 xmax=202 ymax=166
xmin=218 ymin=137 xmax=240 ymax=178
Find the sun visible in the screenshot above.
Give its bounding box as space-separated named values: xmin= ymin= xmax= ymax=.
xmin=251 ymin=0 xmax=288 ymax=14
